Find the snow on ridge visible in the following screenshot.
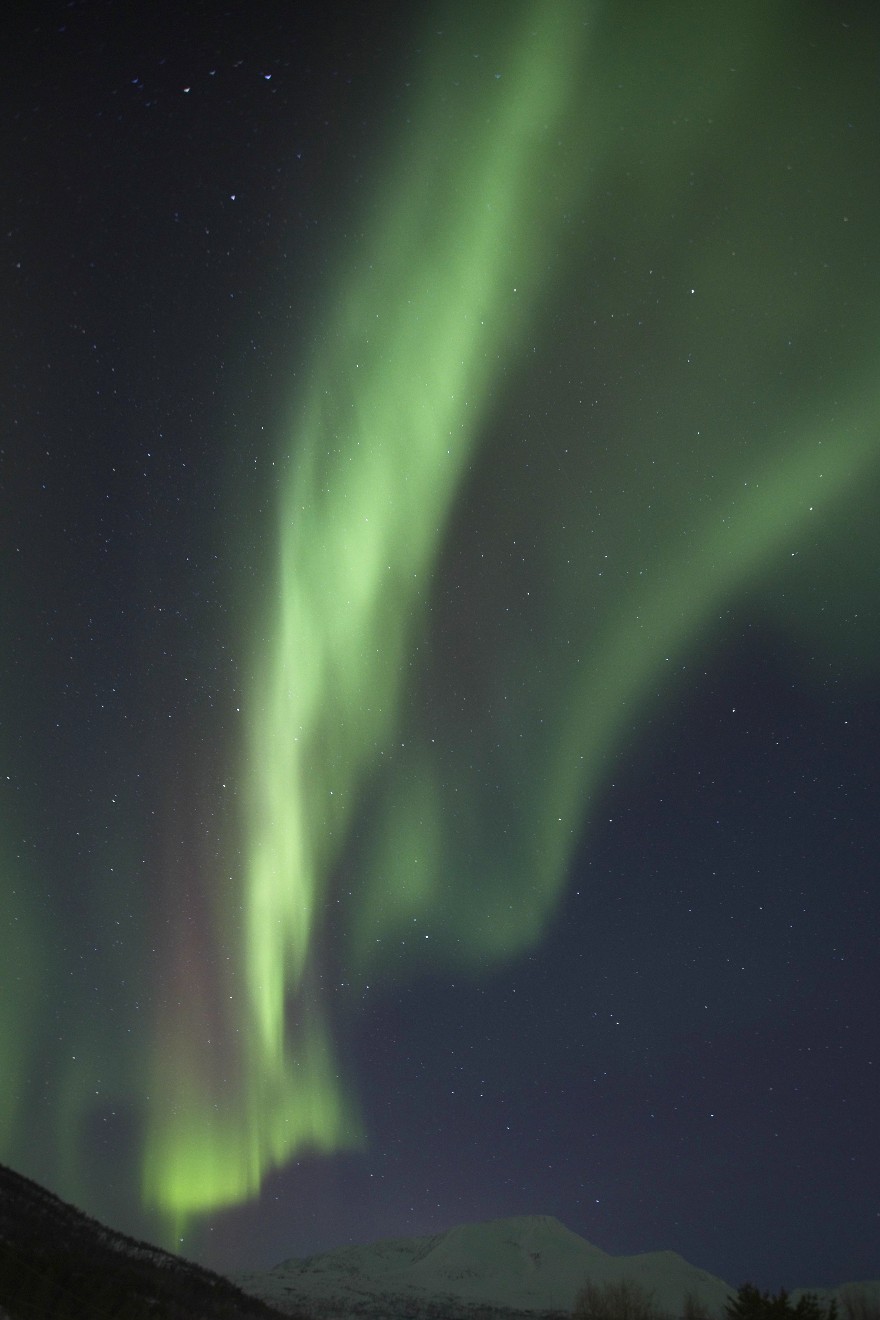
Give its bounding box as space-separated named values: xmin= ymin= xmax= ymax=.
xmin=237 ymin=1216 xmax=880 ymax=1320
xmin=406 ymin=1215 xmax=613 ymax=1296
xmin=238 ymin=1214 xmax=733 ymax=1315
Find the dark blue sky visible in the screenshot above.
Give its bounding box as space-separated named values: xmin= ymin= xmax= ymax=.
xmin=3 ymin=0 xmax=879 ymax=1292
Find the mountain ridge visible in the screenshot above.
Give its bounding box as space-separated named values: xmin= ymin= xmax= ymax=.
xmin=237 ymin=1214 xmax=880 ymax=1320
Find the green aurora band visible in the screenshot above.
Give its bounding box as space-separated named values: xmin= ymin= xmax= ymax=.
xmin=100 ymin=1 xmax=880 ymax=1236
xmin=142 ymin=1 xmax=596 ymax=1228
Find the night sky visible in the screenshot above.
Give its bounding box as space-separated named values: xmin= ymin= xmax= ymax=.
xmin=3 ymin=0 xmax=879 ymax=1293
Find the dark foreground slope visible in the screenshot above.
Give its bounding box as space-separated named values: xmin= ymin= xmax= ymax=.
xmin=0 ymin=1161 xmax=291 ymax=1320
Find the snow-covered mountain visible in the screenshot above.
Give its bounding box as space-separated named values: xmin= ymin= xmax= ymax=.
xmin=236 ymin=1215 xmax=880 ymax=1320
xmin=236 ymin=1214 xmax=731 ymax=1318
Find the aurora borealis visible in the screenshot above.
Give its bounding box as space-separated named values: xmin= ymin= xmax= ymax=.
xmin=4 ymin=0 xmax=880 ymax=1292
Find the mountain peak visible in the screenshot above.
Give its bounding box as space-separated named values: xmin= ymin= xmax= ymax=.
xmin=239 ymin=1214 xmax=730 ymax=1317
xmin=238 ymin=1216 xmax=880 ymax=1320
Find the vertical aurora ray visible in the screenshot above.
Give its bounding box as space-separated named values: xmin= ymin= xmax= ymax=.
xmin=238 ymin=0 xmax=592 ymax=1071
xmin=142 ymin=1 xmax=597 ymax=1228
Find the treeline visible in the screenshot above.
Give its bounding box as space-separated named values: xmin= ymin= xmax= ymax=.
xmin=573 ymin=1279 xmax=880 ymax=1320
xmin=274 ymin=1295 xmax=570 ymax=1320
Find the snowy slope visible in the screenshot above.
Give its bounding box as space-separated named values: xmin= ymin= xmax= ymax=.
xmin=237 ymin=1215 xmax=880 ymax=1320
xmin=236 ymin=1214 xmax=734 ymax=1317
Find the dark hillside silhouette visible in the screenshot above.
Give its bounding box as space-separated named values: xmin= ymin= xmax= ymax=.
xmin=0 ymin=1161 xmax=295 ymax=1319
